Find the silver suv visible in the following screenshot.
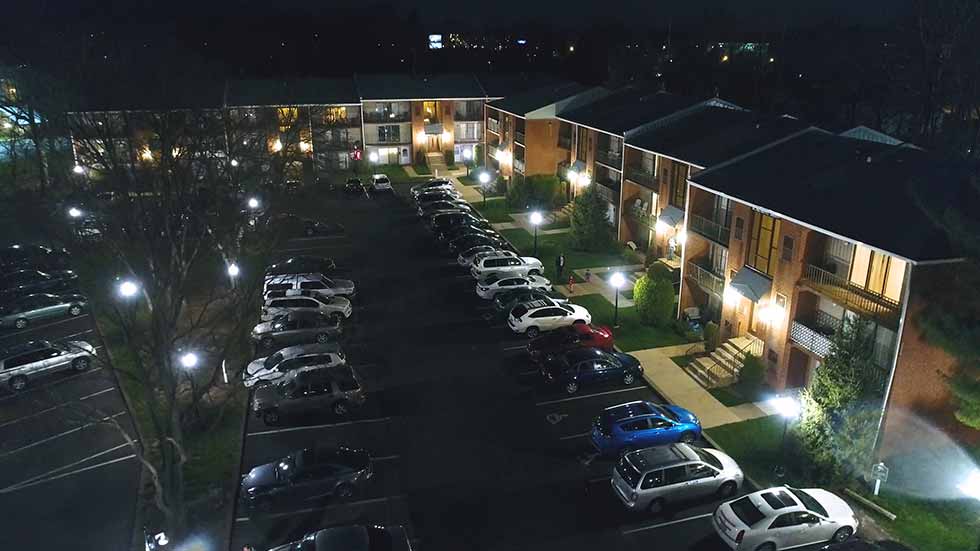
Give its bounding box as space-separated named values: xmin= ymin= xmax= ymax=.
xmin=261 ymin=293 xmax=352 ymax=322
xmin=611 ymin=443 xmax=743 ymax=514
xmin=264 ymin=273 xmax=356 ymax=298
xmin=0 ymin=340 xmax=97 ymax=391
xmin=243 ymin=343 xmax=346 ymax=389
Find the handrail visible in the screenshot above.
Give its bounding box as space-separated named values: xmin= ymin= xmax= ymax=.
xmin=685 ymin=260 xmax=724 ymax=297
xmin=802 ymin=264 xmax=900 ymax=326
xmin=709 ymin=336 xmax=762 ymax=383
xmin=688 ymin=213 xmax=731 ymax=246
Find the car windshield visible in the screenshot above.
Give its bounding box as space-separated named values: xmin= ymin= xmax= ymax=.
xmin=615 ymin=456 xmax=642 ymax=488
xmin=652 ymin=404 xmax=679 ymax=421
xmin=691 ymin=447 xmax=723 ymax=470
xmin=265 ymin=352 xmax=284 ymax=369
xmin=481 ymin=274 xmax=501 ymax=285
xmin=511 ymin=305 xmax=528 ymax=319
xmin=729 ymin=496 xmax=766 ymax=527
xmin=788 ymin=488 xmax=829 ymax=517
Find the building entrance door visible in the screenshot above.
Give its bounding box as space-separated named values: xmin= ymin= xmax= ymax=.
xmin=427 ymin=134 xmax=440 ymax=154
xmin=786 ymin=348 xmax=810 ymax=388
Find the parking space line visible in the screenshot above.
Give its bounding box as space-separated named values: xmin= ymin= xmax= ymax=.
xmin=535 ymin=386 xmax=647 ymax=406
xmin=0 ymin=411 xmax=126 ymax=460
xmin=518 ymin=368 xmax=539 ymax=376
xmin=0 ymin=314 xmax=91 ymax=339
xmin=557 ymin=432 xmax=590 ymax=441
xmin=620 ymin=513 xmax=714 ymax=535
xmin=235 ymin=495 xmax=400 ymax=523
xmin=501 ymin=344 xmax=527 ymax=351
xmin=371 ymin=454 xmax=400 ymax=461
xmin=248 ymin=416 xmax=391 ymax=436
xmin=0 ymin=454 xmax=137 ymax=494
xmin=1 ymin=443 xmax=132 ymax=490
xmin=0 ymin=386 xmax=117 ymax=429
xmin=57 ymin=328 xmax=97 ymax=341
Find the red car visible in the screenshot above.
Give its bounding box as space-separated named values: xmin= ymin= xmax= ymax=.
xmin=527 ymin=323 xmax=614 ymax=362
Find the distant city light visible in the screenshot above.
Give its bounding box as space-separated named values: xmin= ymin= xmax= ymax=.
xmin=68 ymin=207 xmax=83 ymax=218
xmin=516 ymin=39 xmax=527 ymax=45
xmin=769 ymin=57 xmax=775 ymax=63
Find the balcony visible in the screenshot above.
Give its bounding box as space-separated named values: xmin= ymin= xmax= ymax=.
xmin=626 ymin=206 xmax=656 ymax=230
xmin=686 ymin=260 xmax=725 ymax=298
xmin=558 ymin=135 xmax=572 ymax=149
xmin=515 ymin=130 xmax=526 ymax=145
xmin=800 ymin=264 xmax=901 ymax=327
xmin=363 ymin=112 xmax=410 ymax=124
xmin=514 ymin=158 xmax=526 ymax=174
xmin=595 ymin=149 xmax=622 ymax=169
xmin=487 ymin=118 xmax=500 ymax=134
xmin=688 ymin=213 xmax=731 ymax=246
xmin=625 ymin=166 xmax=657 ymax=189
xmin=594 ymin=180 xmax=620 ymax=204
xmin=789 ymin=319 xmax=835 ymax=358
xmin=454 ymin=110 xmax=483 ymax=121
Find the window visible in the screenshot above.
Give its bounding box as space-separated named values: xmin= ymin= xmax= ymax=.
xmin=769 ymin=513 xmax=800 ymax=529
xmin=729 ymin=496 xmax=766 ymax=526
xmin=660 ymin=158 xmax=688 ymax=208
xmin=748 ymin=211 xmax=781 ymax=277
xmin=422 ymin=101 xmax=438 ymax=122
xmin=686 ymin=463 xmax=715 ymax=480
xmin=300 ymin=281 xmax=325 ymax=290
xmin=621 ymin=419 xmax=649 ymax=431
xmin=377 ymin=125 xmax=401 ymax=144
xmin=734 ymin=217 xmax=744 ymax=240
xmin=781 ymin=236 xmax=794 ymax=262
xmin=662 ymin=466 xmax=687 ymax=485
xmin=576 ymin=126 xmax=589 ymax=162
xmin=640 ymin=470 xmax=664 ymax=489
xmin=649 ymin=418 xmax=673 ymax=429
xmin=775 ymin=293 xmax=787 ymax=309
xmin=323 ymin=107 xmax=347 ymax=125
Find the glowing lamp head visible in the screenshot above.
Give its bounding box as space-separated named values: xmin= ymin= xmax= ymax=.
xmin=769 ymin=396 xmax=801 ymax=419
xmin=478 ymin=172 xmax=491 ymax=185
xmin=179 ymin=352 xmax=199 ymax=369
xmin=960 ymin=469 xmax=980 ymax=500
xmin=227 ymin=263 xmax=240 ymax=278
xmin=230 ymin=159 xmax=239 ymax=167
xmin=247 ymin=197 xmax=260 ymax=210
xmin=299 ymin=141 xmax=311 ymax=153
xmin=723 ymin=285 xmax=741 ymax=306
xmin=68 ymin=207 xmax=83 ymax=219
xmin=118 ymin=280 xmax=139 ymax=298
xmin=610 ymin=272 xmax=626 ymax=289
xmin=462 ymin=148 xmax=473 ymax=160
xmin=529 ymin=211 xmax=543 ymax=226
xmin=271 ymin=138 xmax=283 ymax=153
xmin=758 ymin=300 xmax=786 ymax=326
xmin=72 ymin=165 xmax=85 ymax=175
xmin=567 ymin=170 xmax=578 ymax=185
xmin=675 ymin=230 xmax=688 ymax=246
xmin=368 ymin=151 xmax=379 ymax=164
xmin=654 ymin=219 xmax=669 ymax=234
xmin=578 ymin=173 xmax=590 ymax=186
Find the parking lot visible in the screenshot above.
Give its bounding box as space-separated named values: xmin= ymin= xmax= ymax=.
xmin=230 ymin=184 xmax=845 ymax=551
xmin=0 ymin=305 xmax=140 ymax=550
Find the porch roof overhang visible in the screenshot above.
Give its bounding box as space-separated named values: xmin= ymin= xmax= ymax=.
xmin=729 ymin=266 xmax=772 ymax=303
xmin=424 ymin=123 xmax=443 ymax=135
xmin=657 ymin=205 xmax=685 ymax=228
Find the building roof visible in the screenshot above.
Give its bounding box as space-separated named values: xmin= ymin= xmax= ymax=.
xmin=354 ymin=73 xmax=486 ymax=100
xmin=558 ymin=90 xmax=704 ymax=135
xmin=225 ymin=78 xmax=360 ymax=106
xmin=691 ymin=129 xmax=964 ymax=263
xmin=627 ymin=107 xmax=810 ymax=168
xmin=487 ymin=82 xmax=591 ymax=116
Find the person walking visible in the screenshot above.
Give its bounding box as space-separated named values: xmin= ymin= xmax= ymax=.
xmin=555 ymin=253 xmax=566 ymax=283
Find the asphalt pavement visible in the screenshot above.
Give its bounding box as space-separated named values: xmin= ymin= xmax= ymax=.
xmin=0 ymin=305 xmax=140 ymax=550
xmin=229 ymin=186 xmax=835 ymax=551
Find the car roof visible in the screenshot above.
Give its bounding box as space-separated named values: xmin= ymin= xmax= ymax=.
xmin=749 ymin=487 xmax=802 ymax=516
xmin=564 ymin=347 xmax=605 ymax=363
xmin=277 ymin=343 xmax=342 ymax=359
xmin=2 ymin=340 xmax=53 ymax=357
xmin=520 ymin=299 xmax=553 ymax=311
xmin=313 ymin=525 xmax=369 ymax=551
xmin=602 ymin=400 xmax=656 ymax=422
xmin=629 ymin=444 xmax=699 ymax=471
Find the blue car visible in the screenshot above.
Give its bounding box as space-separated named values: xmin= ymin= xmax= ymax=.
xmin=591 ymin=400 xmax=701 ymax=456
xmin=540 ymin=348 xmax=643 ymax=395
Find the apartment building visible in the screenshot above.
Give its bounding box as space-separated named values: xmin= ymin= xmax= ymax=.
xmin=681 ymin=128 xmax=968 ymax=454
xmin=622 ymin=107 xmax=809 ymax=284
xmin=484 ymin=82 xmax=607 ymax=187
xmin=557 ymin=90 xmax=717 ymax=234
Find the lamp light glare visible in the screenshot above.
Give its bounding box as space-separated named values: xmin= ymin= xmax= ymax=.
xmin=769 ymin=396 xmax=801 ymax=419
xmin=567 ymin=170 xmax=578 ymax=185
xmin=654 ymin=219 xmax=669 ymax=234
xmin=299 ymin=141 xmax=311 ymax=153
xmin=118 ymin=280 xmax=139 ymax=298
xmin=247 ymin=197 xmax=260 ymax=210
xmin=68 ymin=207 xmax=83 ymax=218
xmin=227 ymin=263 xmax=240 ymax=278
xmin=610 ymin=272 xmax=626 ymax=289
xmin=959 ymin=469 xmax=980 ymax=501
xmin=230 ymin=159 xmax=239 ymax=167
xmin=529 ymin=211 xmax=543 ymax=226
xmin=462 ymin=148 xmax=473 ymax=160
xmin=478 ymin=172 xmax=491 ymax=185
xmin=723 ymin=285 xmax=741 ymax=306
xmin=578 ymin=173 xmax=590 ymax=185
xmin=675 ymin=229 xmax=688 ymax=245
xmin=368 ymin=151 xmax=379 ymax=163
xmin=271 ymin=138 xmax=283 ymax=153
xmin=72 ymin=165 xmax=85 ymax=175
xmin=179 ymin=352 xmax=199 ymax=369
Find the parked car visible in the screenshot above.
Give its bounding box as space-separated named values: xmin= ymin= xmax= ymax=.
xmin=611 ymin=443 xmax=743 ymax=513
xmin=239 ymin=445 xmax=372 ymax=511
xmin=244 ymin=343 xmax=346 ymax=389
xmin=540 ymin=348 xmax=643 ymax=395
xmin=492 ymin=289 xmax=568 ymax=318
xmin=411 ymin=178 xmax=453 ymax=196
xmin=0 ymin=269 xmax=78 ymax=299
xmin=471 ymin=255 xmax=544 ymax=279
xmin=819 ymin=538 xmax=888 ymax=551
xmin=0 ymin=293 xmax=88 ymax=329
xmin=344 ymin=178 xmax=365 ymax=196
xmin=267 ymin=525 xmax=412 ymax=551
xmin=476 ymin=273 xmax=552 ymax=299
xmin=0 ymin=340 xmax=96 ymax=391
xmin=444 ymin=229 xmax=501 ymax=252
xmin=264 ymin=273 xmax=356 ymax=298
xmin=414 ymin=188 xmax=461 ymax=204
xmin=367 ymin=173 xmax=393 ymax=193
xmin=250 ymin=311 xmax=342 ymax=349
xmin=0 ymin=244 xmax=71 ymax=273
xmin=527 ymin=323 xmax=613 ymax=361
xmin=261 ymin=294 xmax=352 ymax=322
xmin=251 ymin=364 xmax=365 ymax=423
xmin=591 ymin=400 xmax=701 ymax=456
xmin=437 ymin=222 xmax=495 ymax=243
xmin=417 ymin=200 xmax=472 ymax=218
xmin=265 ymin=256 xmax=337 ymax=277
xmin=458 ymin=245 xmax=516 ymax=267
xmin=448 ymin=234 xmax=511 ymax=255
xmin=713 ymin=486 xmax=858 ymax=551
xmin=426 ymin=211 xmax=483 ymax=232
xmin=507 ymin=300 xmax=591 ymax=338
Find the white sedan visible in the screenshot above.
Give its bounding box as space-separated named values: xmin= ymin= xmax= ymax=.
xmin=458 ymin=245 xmax=511 ymax=266
xmin=470 ymin=255 xmax=544 ymax=279
xmin=369 ymin=174 xmax=393 ymax=192
xmin=713 ymin=486 xmax=857 ymax=551
xmin=476 ymin=274 xmax=552 ymax=299
xmin=507 ymin=301 xmax=592 ymax=338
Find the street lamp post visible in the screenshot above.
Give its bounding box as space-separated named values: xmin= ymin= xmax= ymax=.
xmin=769 ymin=395 xmax=801 ymax=478
xmin=610 ymin=272 xmax=625 ymax=327
xmin=530 ymin=211 xmax=543 ymax=257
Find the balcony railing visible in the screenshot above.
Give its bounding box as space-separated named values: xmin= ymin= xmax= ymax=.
xmin=595 ymin=149 xmax=622 ymax=169
xmin=686 ymin=260 xmax=725 ymax=297
xmin=363 ymin=112 xmax=410 ymax=124
xmin=594 ymin=181 xmax=619 ymax=204
xmin=790 ymin=320 xmax=834 ymax=358
xmin=626 ymin=207 xmax=656 ymax=230
xmin=688 ymin=213 xmax=731 ymax=246
xmin=515 ymin=131 xmax=526 ymax=145
xmin=454 ymin=110 xmax=483 ymax=121
xmin=625 ymin=166 xmax=657 ymax=189
xmin=801 ymin=264 xmax=901 ymax=327
xmin=513 ymin=158 xmax=526 ymax=174
xmin=487 ymin=118 xmax=500 ymax=134
xmin=558 ymin=135 xmax=572 ymax=149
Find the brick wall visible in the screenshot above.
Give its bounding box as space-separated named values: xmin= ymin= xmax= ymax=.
xmin=525 ymin=118 xmax=567 ymax=176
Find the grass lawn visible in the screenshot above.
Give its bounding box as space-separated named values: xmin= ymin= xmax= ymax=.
xmin=671 ymin=355 xmax=695 ymax=368
xmin=413 ymin=163 xmax=432 ymax=175
xmin=568 ymin=293 xmax=690 ymax=352
xmin=369 ymin=165 xmax=428 ymax=185
xmin=708 ymin=416 xmax=975 ymax=551
xmin=500 ymin=228 xmax=641 ymax=281
xmin=459 ymin=174 xmax=480 ymax=186
xmin=541 ymin=217 xmax=570 ymax=231
xmin=708 ymin=379 xmax=772 ymax=406
xmin=473 ymin=197 xmax=518 ymax=223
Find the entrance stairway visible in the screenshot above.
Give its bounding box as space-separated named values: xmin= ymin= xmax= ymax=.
xmin=684 ymin=336 xmax=764 ymax=388
xmin=427 ymin=152 xmax=448 ymax=176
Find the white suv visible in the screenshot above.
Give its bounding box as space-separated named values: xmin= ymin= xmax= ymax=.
xmin=507 ymin=300 xmax=592 ymax=338
xmin=243 ymin=343 xmax=346 ymax=389
xmin=476 ymin=274 xmax=552 ymax=299
xmin=264 ymin=273 xmax=356 ymax=298
xmin=369 ymin=174 xmax=393 ymax=192
xmin=470 ymin=255 xmax=544 ymax=279
xmin=262 ymin=294 xmax=352 ymax=322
